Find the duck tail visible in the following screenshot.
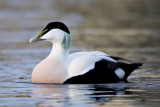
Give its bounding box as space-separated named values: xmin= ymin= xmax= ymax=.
xmin=122 ymin=63 xmax=143 ymax=79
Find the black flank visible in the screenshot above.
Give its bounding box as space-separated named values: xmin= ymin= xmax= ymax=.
xmin=64 ymin=60 xmax=143 ymax=84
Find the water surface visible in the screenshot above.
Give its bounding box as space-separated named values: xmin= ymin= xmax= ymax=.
xmin=0 ymin=0 xmax=160 ymax=106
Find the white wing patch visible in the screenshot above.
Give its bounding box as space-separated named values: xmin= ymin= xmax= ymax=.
xmin=114 ymin=68 xmax=125 ymax=79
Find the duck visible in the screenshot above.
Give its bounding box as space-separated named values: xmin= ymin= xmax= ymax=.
xmin=29 ymin=21 xmax=143 ymax=84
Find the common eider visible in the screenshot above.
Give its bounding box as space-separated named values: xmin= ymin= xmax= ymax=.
xmin=29 ymin=21 xmax=143 ymax=84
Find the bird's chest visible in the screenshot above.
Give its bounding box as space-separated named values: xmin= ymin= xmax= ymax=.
xmin=32 ymin=56 xmax=68 ymax=83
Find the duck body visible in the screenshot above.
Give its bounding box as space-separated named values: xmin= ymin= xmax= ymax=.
xmin=30 ymin=21 xmax=143 ymax=84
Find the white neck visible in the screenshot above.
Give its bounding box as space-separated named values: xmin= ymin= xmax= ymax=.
xmin=49 ymin=42 xmax=69 ymax=59
xmin=47 ymin=31 xmax=71 ymax=59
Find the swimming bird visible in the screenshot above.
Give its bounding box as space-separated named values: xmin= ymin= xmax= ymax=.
xmin=29 ymin=21 xmax=143 ymax=84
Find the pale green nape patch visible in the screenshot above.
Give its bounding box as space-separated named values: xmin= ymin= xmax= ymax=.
xmin=61 ymin=32 xmax=71 ymax=50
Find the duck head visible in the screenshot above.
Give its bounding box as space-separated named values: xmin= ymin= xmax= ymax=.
xmin=29 ymin=21 xmax=71 ymax=50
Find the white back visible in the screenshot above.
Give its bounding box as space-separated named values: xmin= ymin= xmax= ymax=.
xmin=68 ymin=51 xmax=117 ymax=78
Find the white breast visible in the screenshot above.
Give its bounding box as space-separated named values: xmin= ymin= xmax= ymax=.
xmin=32 ymin=55 xmax=68 ymax=83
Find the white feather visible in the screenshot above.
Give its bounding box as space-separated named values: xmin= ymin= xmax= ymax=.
xmin=114 ymin=68 xmax=125 ymax=79
xmin=67 ymin=51 xmax=117 ymax=78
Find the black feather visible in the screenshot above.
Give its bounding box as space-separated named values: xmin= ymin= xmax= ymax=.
xmin=42 ymin=21 xmax=70 ymax=36
xmin=64 ymin=59 xmax=143 ymax=84
xmin=109 ymin=56 xmax=132 ymax=62
xmin=120 ymin=63 xmax=143 ymax=79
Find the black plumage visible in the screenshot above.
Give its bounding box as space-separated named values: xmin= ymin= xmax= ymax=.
xmin=43 ymin=22 xmax=70 ymax=35
xmin=64 ymin=59 xmax=143 ymax=84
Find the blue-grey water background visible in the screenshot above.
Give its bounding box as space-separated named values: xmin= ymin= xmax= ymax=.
xmin=0 ymin=0 xmax=160 ymax=106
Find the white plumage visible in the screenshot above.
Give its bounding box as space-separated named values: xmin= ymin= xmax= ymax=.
xmin=68 ymin=51 xmax=116 ymax=78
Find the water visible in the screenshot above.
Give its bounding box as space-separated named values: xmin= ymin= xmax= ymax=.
xmin=0 ymin=0 xmax=160 ymax=106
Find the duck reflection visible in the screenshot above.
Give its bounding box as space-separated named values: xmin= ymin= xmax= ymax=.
xmin=68 ymin=83 xmax=130 ymax=104
xmin=32 ymin=83 xmax=130 ymax=106
xmin=32 ymin=83 xmax=70 ymax=106
xmin=87 ymin=84 xmax=128 ymax=103
xmin=32 ymin=83 xmax=68 ymax=97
